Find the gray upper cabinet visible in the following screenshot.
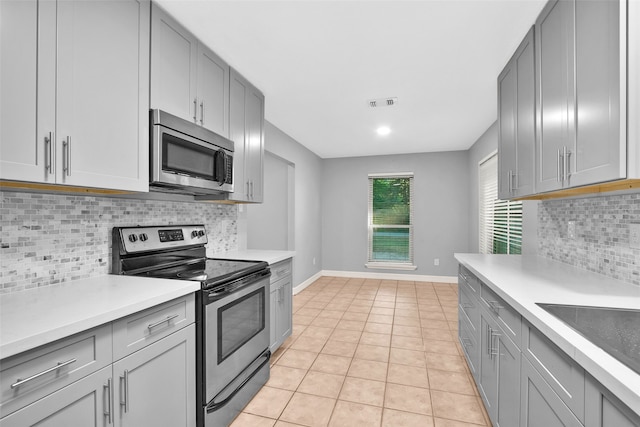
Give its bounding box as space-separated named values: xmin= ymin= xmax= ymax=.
xmin=535 ymin=0 xmax=626 ymax=193
xmin=228 ymin=68 xmax=265 ymax=203
xmin=498 ymin=26 xmax=536 ymax=199
xmin=0 ymin=0 xmax=150 ymax=192
xmin=151 ymin=3 xmax=229 ymax=138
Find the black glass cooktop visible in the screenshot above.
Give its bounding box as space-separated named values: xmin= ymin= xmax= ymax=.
xmin=537 ymin=303 xmax=640 ymax=375
xmin=143 ymin=258 xmax=268 ymax=288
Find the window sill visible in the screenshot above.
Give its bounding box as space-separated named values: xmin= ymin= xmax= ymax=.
xmin=365 ymin=262 xmax=417 ymax=271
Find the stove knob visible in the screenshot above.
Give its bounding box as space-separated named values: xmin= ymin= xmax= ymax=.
xmin=198 ymin=230 xmax=205 ymax=237
xmin=139 ymin=233 xmax=148 ymax=242
xmin=128 ymin=234 xmax=138 ymax=243
xmin=191 ymin=230 xmax=199 ymax=239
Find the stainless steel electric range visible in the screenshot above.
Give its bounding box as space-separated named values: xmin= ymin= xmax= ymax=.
xmin=112 ymin=225 xmax=271 ymax=427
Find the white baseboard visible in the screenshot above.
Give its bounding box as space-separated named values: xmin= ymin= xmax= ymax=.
xmin=293 ymin=270 xmax=457 ymax=294
xmin=292 ymin=271 xmax=324 ymax=295
xmin=321 ymin=270 xmax=457 ymax=283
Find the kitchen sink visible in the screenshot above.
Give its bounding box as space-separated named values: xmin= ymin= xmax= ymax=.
xmin=536 ymin=303 xmax=640 ymax=375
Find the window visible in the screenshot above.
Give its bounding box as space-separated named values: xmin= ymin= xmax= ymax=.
xmin=366 ymin=173 xmax=416 ymax=270
xmin=479 ymin=153 xmax=522 ymax=254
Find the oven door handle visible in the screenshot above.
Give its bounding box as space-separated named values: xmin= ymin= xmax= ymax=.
xmin=205 ymin=350 xmax=271 ymax=413
xmin=205 ymin=270 xmax=270 ymax=303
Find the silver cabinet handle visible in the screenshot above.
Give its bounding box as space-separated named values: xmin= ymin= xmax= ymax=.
xmin=147 ymin=313 xmax=179 ymax=330
xmin=563 ymin=146 xmax=571 ymax=181
xmin=488 ymin=300 xmax=504 ymax=313
xmin=63 ymin=136 xmax=71 ymax=176
xmin=486 ymin=325 xmax=491 ymax=355
xmin=557 ymin=149 xmax=563 ymax=182
xmin=193 ymin=98 xmax=198 ymax=122
xmin=10 ymin=358 xmax=77 ymax=389
xmin=200 ymin=100 xmax=205 ymax=125
xmin=104 ymin=378 xmax=112 ymax=424
xmin=250 ymin=180 xmax=254 ymax=199
xmin=45 ymin=132 xmax=54 ymax=174
xmin=461 ymin=337 xmax=472 ymax=348
xmin=490 ymin=328 xmax=502 ymax=359
xmin=120 ymin=370 xmax=129 ymax=413
xmin=509 ymin=170 xmax=513 ymax=193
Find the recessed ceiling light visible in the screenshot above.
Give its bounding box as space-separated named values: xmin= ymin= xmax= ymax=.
xmin=376 ymin=126 xmax=391 ymax=136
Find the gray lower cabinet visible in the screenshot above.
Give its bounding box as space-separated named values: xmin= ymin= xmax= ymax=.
xmin=0 ymin=366 xmax=111 ymax=426
xmin=478 ymin=309 xmax=521 ymax=427
xmin=521 ymin=357 xmax=583 ymax=427
xmin=457 ymin=264 xmax=640 ymax=427
xmin=112 ymin=324 xmax=195 ymax=427
xmin=269 ymin=259 xmax=293 ymax=352
xmin=0 ymin=295 xmax=196 ymax=427
xmin=585 ymin=374 xmax=640 ymax=427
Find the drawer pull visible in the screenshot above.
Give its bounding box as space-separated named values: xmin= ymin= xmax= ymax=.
xmin=120 ymin=370 xmax=129 ymax=413
xmin=104 ymin=378 xmax=112 ymax=424
xmin=147 ymin=314 xmax=179 ymax=330
xmin=10 ymin=358 xmax=77 ymax=389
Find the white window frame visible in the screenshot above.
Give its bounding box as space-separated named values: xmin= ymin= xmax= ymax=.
xmin=365 ymin=172 xmax=417 ymax=270
xmin=479 ymin=152 xmax=522 ymax=254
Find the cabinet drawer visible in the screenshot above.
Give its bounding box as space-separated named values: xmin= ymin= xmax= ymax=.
xmin=270 ymin=259 xmax=292 ymax=284
xmin=480 ymin=283 xmax=521 ymax=347
xmin=112 ymin=294 xmax=195 ymax=361
xmin=459 ymin=285 xmax=480 ymax=336
xmin=0 ymin=324 xmax=112 ymax=417
xmin=458 ymin=265 xmax=480 ymax=295
xmin=459 ymin=316 xmax=479 ymax=380
xmin=522 ymin=320 xmax=585 ymax=423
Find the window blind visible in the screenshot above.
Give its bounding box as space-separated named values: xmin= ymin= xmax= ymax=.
xmin=368 ymin=174 xmax=414 ymax=264
xmin=478 ymin=154 xmax=522 ymax=254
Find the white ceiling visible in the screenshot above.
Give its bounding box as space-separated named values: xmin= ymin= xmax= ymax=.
xmin=156 ymin=0 xmax=546 ymax=159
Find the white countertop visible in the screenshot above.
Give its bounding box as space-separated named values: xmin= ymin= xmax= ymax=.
xmin=454 ymin=253 xmax=640 ymax=415
xmin=210 ymin=249 xmax=295 ymax=265
xmin=0 ymin=275 xmax=200 ymax=359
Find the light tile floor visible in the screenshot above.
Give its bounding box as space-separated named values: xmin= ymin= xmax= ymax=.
xmin=230 ymin=276 xmax=491 ymax=427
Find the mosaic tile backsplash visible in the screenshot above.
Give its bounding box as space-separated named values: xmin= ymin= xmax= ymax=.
xmin=538 ymin=192 xmax=640 ymax=286
xmin=0 ymin=191 xmax=238 ymax=293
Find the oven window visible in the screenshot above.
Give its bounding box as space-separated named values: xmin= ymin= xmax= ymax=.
xmin=217 ymin=288 xmax=265 ymax=363
xmin=162 ymin=133 xmax=215 ymax=180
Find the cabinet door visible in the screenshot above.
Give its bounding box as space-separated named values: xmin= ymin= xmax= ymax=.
xmin=514 ymin=27 xmax=536 ymax=197
xmin=0 ymin=0 xmax=54 ymax=183
xmin=229 ymin=69 xmax=249 ymax=201
xmin=478 ymin=312 xmax=498 ymax=421
xmin=113 ymin=324 xmax=195 ymax=427
xmin=56 ymin=0 xmax=149 ymax=191
xmin=498 ymin=55 xmax=517 ymax=200
xmin=150 ymin=3 xmax=198 ymax=123
xmin=585 ymin=374 xmax=640 ymax=427
xmin=196 ymin=45 xmax=229 ymax=137
xmin=277 ymin=278 xmax=293 ymax=345
xmin=0 ymin=366 xmax=111 ymax=427
xmin=269 ymin=286 xmax=278 ymax=350
xmin=520 ymin=357 xmax=582 ymax=427
xmin=496 ymin=333 xmax=520 ymax=427
xmin=245 ymin=86 xmax=265 ymax=202
xmin=572 ymin=0 xmax=625 ymax=186
xmin=536 ymin=0 xmax=575 ymax=193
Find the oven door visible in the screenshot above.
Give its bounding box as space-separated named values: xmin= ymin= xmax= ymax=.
xmin=203 ymin=270 xmax=270 ymax=402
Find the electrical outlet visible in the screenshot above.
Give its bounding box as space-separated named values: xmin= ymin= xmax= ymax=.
xmin=312 ymin=257 xmax=316 ymax=265
xmin=434 ymin=258 xmax=439 ymax=266
xmin=567 ymin=221 xmax=576 ymax=240
xmin=630 ymin=223 xmax=640 ymax=250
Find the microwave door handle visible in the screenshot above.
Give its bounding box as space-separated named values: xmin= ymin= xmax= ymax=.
xmin=215 ymin=151 xmax=226 ymax=186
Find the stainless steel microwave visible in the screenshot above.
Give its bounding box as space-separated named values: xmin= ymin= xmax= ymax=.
xmin=150 ymin=109 xmax=233 ymax=195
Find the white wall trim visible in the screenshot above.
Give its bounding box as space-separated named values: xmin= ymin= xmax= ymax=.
xmin=319 ymin=270 xmax=457 ymax=283
xmin=293 ymin=271 xmax=324 ymax=295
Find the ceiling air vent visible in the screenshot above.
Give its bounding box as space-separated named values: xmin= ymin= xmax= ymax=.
xmin=368 ymin=97 xmax=398 ymax=108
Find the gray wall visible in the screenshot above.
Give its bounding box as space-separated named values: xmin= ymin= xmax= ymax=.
xmin=467 ymin=122 xmax=539 ymax=255
xmin=321 ymin=151 xmax=470 ymax=276
xmin=245 ymin=121 xmax=323 ymax=287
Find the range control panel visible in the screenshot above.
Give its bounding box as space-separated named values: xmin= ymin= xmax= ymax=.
xmin=118 ymin=225 xmax=207 ymax=253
